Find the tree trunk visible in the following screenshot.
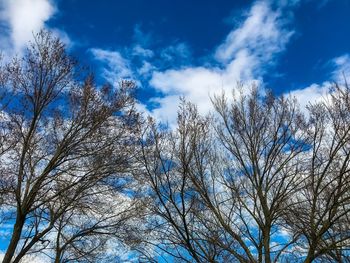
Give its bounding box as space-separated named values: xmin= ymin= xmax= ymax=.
xmin=2 ymin=213 xmax=26 ymax=263
xmin=303 ymin=248 xmax=315 ymax=263
xmin=54 ymin=250 xmax=62 ymax=263
xmin=263 ymin=227 xmax=271 ymax=263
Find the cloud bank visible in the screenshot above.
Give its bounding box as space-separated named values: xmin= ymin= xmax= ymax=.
xmin=0 ymin=0 xmax=72 ymax=57
xmin=0 ymin=0 xmax=55 ymax=53
xmin=148 ymin=0 xmax=295 ymax=123
xmin=90 ymin=1 xmax=297 ymax=125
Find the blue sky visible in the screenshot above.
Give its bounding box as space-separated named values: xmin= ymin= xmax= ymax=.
xmin=0 ymin=0 xmax=350 ymax=124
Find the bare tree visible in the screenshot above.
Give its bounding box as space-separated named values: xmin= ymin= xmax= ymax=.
xmin=184 ymin=87 xmax=307 ymax=263
xmin=284 ymin=83 xmax=350 ymax=262
xmin=0 ymin=31 xmax=140 ymax=263
xmin=139 ymin=87 xmax=310 ymax=262
xmin=2 ymin=29 xmax=350 ymax=263
xmin=138 ymin=100 xmax=223 ymax=262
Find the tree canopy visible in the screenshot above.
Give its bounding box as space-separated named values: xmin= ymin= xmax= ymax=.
xmin=0 ymin=31 xmax=349 ymax=263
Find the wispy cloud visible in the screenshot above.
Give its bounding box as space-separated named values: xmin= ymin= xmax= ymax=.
xmin=215 ymin=0 xmax=292 ymax=64
xmin=147 ymin=0 xmax=296 ymax=124
xmin=90 ymin=48 xmax=134 ymax=83
xmin=89 ymin=26 xmax=192 ymax=89
xmin=332 ymin=54 xmax=350 ymax=81
xmin=132 ymin=44 xmax=154 ymax=58
xmin=160 ymin=42 xmax=191 ymax=64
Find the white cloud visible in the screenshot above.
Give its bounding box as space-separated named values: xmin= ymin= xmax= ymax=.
xmin=90 ymin=48 xmax=133 ymax=84
xmin=160 ymin=42 xmax=191 ymax=62
xmin=215 ymin=0 xmax=292 ymax=63
xmin=138 ymin=61 xmax=155 ymax=76
xmin=0 ymin=0 xmax=55 ymax=52
xmin=149 ymin=51 xmax=259 ymax=123
xmin=150 ymin=95 xmax=185 ymax=128
xmin=288 ymin=83 xmax=331 ymax=110
xmin=332 ymin=54 xmax=350 ymax=81
xmin=132 ymin=44 xmax=154 ymax=58
xmin=148 ymin=0 xmax=295 ymax=125
xmin=288 ymin=53 xmax=350 ymax=111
